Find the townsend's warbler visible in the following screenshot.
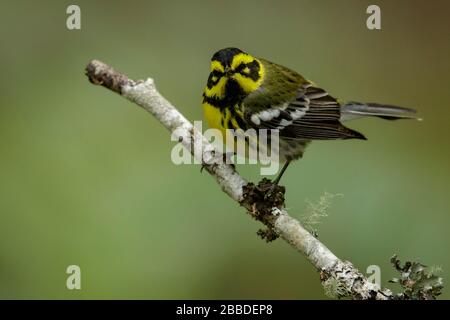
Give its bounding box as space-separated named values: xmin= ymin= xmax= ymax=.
xmin=202 ymin=47 xmax=418 ymax=183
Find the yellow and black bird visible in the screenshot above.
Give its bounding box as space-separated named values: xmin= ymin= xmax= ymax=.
xmin=202 ymin=47 xmax=418 ymax=183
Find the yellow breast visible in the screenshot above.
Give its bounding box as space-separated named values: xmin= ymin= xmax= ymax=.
xmin=202 ymin=101 xmax=227 ymax=136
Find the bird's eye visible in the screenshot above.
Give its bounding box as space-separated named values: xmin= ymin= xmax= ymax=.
xmin=212 ymin=70 xmax=223 ymax=77
xmin=235 ymin=63 xmax=252 ymax=75
xmin=211 ymin=76 xmax=218 ymax=82
xmin=235 ymin=63 xmax=245 ymax=72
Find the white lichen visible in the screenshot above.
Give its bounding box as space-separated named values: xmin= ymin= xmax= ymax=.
xmin=301 ymin=192 xmax=343 ymax=235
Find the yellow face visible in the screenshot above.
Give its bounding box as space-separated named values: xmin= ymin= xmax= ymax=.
xmin=204 ymin=48 xmax=265 ymax=101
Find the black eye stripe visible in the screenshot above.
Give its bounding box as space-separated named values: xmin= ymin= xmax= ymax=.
xmin=207 ymin=71 xmax=224 ymax=88
xmin=212 ymin=70 xmax=224 ymax=77
xmin=235 ymin=61 xmax=260 ymax=81
xmin=235 ymin=63 xmax=246 ymax=72
xmin=247 ymin=60 xmax=260 ymax=71
xmin=206 ymin=58 xmax=261 ymax=92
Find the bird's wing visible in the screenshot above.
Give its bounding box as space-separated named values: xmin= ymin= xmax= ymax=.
xmin=243 ymin=82 xmax=366 ymax=140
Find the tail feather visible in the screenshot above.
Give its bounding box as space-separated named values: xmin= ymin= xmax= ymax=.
xmin=341 ymin=102 xmax=420 ymax=121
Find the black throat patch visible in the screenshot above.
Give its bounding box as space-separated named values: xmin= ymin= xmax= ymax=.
xmin=203 ymin=78 xmax=246 ymax=110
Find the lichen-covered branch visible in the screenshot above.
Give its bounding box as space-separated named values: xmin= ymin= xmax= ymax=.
xmin=85 ymin=59 xmax=393 ymax=299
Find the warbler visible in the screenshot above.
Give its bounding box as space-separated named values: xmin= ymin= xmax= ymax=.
xmin=202 ymin=47 xmax=418 ymax=183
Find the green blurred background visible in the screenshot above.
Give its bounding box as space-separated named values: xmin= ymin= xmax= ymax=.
xmin=0 ymin=0 xmax=449 ymax=299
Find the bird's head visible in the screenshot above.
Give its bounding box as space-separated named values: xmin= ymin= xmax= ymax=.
xmin=204 ymin=47 xmax=265 ymax=101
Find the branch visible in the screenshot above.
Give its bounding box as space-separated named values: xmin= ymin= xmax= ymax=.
xmin=85 ymin=60 xmax=393 ymax=299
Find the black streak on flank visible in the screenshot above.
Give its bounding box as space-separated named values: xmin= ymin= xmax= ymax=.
xmin=235 ymin=115 xmax=247 ymax=130
xmin=227 ymin=118 xmax=235 ymax=130
xmin=229 ymin=105 xmax=248 ymax=130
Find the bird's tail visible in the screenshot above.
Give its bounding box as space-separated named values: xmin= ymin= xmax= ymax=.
xmin=340 ymin=102 xmax=420 ymax=121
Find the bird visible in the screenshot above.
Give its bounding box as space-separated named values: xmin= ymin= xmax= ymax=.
xmin=202 ymin=47 xmax=418 ymax=184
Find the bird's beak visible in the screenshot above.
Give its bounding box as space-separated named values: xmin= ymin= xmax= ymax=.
xmin=224 ymin=67 xmax=233 ymax=76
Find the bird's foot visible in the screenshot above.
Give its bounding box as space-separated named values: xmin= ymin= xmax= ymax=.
xmin=263 ymin=180 xmax=285 ymax=202
xmin=242 ymin=178 xmax=285 ymax=242
xmin=242 ymin=178 xmax=285 ymax=216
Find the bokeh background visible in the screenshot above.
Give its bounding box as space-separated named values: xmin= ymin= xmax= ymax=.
xmin=0 ymin=0 xmax=449 ymax=299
